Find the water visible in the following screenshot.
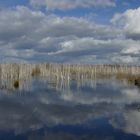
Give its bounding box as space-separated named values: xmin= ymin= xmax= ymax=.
xmin=0 ymin=76 xmax=140 ymax=140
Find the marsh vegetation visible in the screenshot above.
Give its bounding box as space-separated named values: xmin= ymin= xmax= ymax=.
xmin=0 ymin=64 xmax=140 ymax=90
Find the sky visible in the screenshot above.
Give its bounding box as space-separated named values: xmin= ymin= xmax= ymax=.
xmin=0 ymin=0 xmax=140 ymax=64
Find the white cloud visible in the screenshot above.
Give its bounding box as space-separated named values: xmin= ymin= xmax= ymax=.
xmin=121 ymin=43 xmax=140 ymax=55
xmin=112 ymin=7 xmax=140 ymax=40
xmin=111 ymin=55 xmax=139 ymax=64
xmin=30 ymin=0 xmax=115 ymax=10
xmin=0 ymin=6 xmax=139 ymax=64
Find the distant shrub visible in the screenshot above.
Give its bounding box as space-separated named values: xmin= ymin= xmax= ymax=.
xmin=13 ymin=80 xmax=19 ymax=89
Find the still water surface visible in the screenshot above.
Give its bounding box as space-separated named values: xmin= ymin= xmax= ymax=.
xmin=0 ymin=77 xmax=140 ymax=140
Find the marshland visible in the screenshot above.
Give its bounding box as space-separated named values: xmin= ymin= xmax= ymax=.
xmin=0 ymin=64 xmax=140 ymax=90
xmin=0 ymin=64 xmax=140 ymax=140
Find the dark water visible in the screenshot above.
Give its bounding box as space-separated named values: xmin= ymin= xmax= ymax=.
xmin=0 ymin=77 xmax=140 ymax=140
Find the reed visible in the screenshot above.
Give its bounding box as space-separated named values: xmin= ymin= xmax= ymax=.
xmin=0 ymin=64 xmax=139 ymax=90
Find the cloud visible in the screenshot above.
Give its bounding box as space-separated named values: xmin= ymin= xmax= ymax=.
xmin=0 ymin=6 xmax=139 ymax=64
xmin=48 ymin=38 xmax=140 ymax=64
xmin=111 ymin=7 xmax=140 ymax=40
xmin=0 ymin=6 xmax=116 ymax=63
xmin=30 ymin=0 xmax=115 ymax=10
xmin=0 ymin=6 xmax=44 ymax=41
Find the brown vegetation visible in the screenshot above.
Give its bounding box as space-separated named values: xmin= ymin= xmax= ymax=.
xmin=0 ymin=64 xmax=139 ymax=90
xmin=31 ymin=66 xmax=41 ymax=77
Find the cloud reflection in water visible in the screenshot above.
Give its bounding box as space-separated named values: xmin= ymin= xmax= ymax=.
xmin=0 ymin=77 xmax=140 ymax=139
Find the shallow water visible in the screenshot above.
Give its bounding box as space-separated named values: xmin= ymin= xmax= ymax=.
xmin=0 ymin=76 xmax=140 ymax=140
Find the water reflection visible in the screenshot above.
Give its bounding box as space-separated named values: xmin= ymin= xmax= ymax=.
xmin=0 ymin=74 xmax=140 ymax=139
